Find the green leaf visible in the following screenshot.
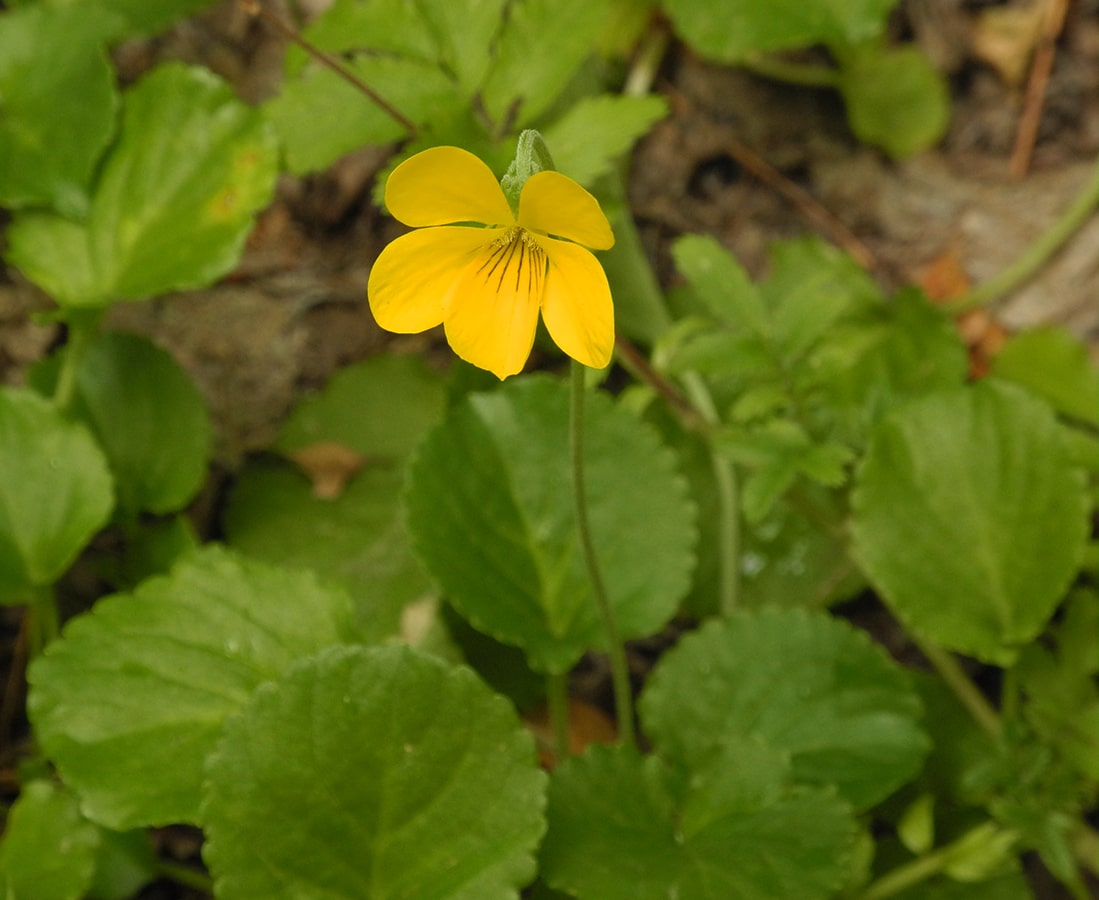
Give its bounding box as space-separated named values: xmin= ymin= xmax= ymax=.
xmin=542 ymin=94 xmax=668 ymax=188
xmin=264 ymin=57 xmax=457 ymax=175
xmin=760 ymin=237 xmax=882 ymax=360
xmin=298 ymin=0 xmax=505 ymax=97
xmin=0 ymin=387 xmax=114 ymax=601
xmin=851 ymin=381 xmax=1089 ymax=665
xmin=824 ymin=287 xmax=968 ymax=441
xmin=640 ymin=608 xmax=929 ymax=810
xmin=6 ymin=63 xmax=278 ymax=307
xmin=718 ymin=420 xmax=854 ymax=522
xmin=541 ymin=744 xmax=856 ymax=900
xmin=990 ymin=326 xmax=1099 ymax=427
xmin=838 ymin=43 xmax=950 ymax=158
xmin=405 ymin=377 xmax=696 ymax=672
xmin=662 ymin=0 xmax=895 ymax=61
xmin=202 ymin=644 xmax=546 ymax=900
xmin=481 ymin=0 xmax=615 ymax=127
xmin=86 ymin=828 xmax=156 ymax=900
xmin=46 ymin=0 xmax=222 ymax=39
xmin=225 ymin=354 xmax=445 ymax=642
xmin=274 ymin=353 xmax=446 ymax=459
xmin=37 ymin=332 xmax=212 ymax=516
xmin=0 ymin=781 xmax=100 ymax=900
xmin=224 ymin=461 xmax=432 ymax=643
xmin=1015 ymin=589 xmax=1099 ymax=782
xmin=672 ymin=233 xmax=769 ymax=332
xmin=0 ymin=4 xmax=119 ymax=216
xmin=27 ymin=545 xmax=355 ymax=829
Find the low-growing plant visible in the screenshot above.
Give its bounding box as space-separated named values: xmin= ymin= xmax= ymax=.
xmin=0 ymin=1 xmax=1095 ymax=899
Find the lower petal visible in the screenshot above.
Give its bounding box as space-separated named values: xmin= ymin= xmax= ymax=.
xmin=540 ymin=239 xmax=615 ymax=370
xmin=367 ymin=226 xmax=496 ymax=333
xmin=443 ymin=236 xmax=544 ymax=379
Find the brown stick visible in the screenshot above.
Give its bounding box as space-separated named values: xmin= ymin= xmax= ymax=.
xmin=240 ymin=0 xmax=417 ymax=135
xmin=1009 ymin=0 xmax=1068 ymax=178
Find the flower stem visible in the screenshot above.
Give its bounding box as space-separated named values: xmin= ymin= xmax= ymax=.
xmin=946 ymin=158 xmax=1099 ymax=315
xmin=740 ymin=51 xmax=842 ymax=88
xmin=156 ymin=859 xmax=214 ymax=893
xmin=914 ymin=636 xmax=1002 ymax=739
xmin=26 ymin=586 xmax=59 ymax=659
xmin=52 ymin=310 xmax=101 ymax=414
xmin=546 ymin=672 xmax=570 ymax=763
xmin=570 ymin=362 xmax=635 ymax=746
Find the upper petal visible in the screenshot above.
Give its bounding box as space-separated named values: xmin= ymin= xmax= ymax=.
xmin=385 ymin=147 xmax=515 ymax=228
xmin=539 ymin=238 xmax=615 ymax=370
xmin=517 ymin=171 xmax=615 ymax=250
xmin=442 ymin=230 xmax=545 ymax=379
xmin=367 ymin=226 xmax=496 ymax=333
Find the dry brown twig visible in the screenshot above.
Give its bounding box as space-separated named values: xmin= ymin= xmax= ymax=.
xmin=1009 ymin=0 xmax=1069 ymax=178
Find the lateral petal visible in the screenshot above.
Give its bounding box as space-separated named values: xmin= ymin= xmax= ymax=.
xmin=443 ymin=231 xmax=545 ymax=379
xmin=540 ymin=238 xmax=615 ymax=370
xmin=518 ymin=171 xmax=614 ymax=250
xmin=367 ymin=226 xmax=495 ymax=333
xmin=385 ymin=147 xmax=515 ymax=228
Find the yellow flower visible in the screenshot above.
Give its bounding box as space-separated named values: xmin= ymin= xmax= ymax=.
xmin=367 ymin=146 xmax=615 ymax=379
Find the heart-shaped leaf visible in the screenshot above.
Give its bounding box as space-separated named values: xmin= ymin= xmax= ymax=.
xmin=202 ymin=645 xmax=546 ymax=900
xmin=851 ymin=381 xmax=1088 ymax=665
xmin=640 ymin=608 xmax=929 ymax=810
xmin=27 ymin=546 xmax=354 ymax=828
xmin=541 ymin=744 xmax=856 ymax=900
xmin=405 ymin=377 xmax=696 ymax=672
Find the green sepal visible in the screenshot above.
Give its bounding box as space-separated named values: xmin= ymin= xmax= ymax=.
xmin=501 ymin=129 xmax=556 ymax=211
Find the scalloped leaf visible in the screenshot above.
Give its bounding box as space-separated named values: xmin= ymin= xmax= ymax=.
xmin=6 ymin=63 xmax=278 ymax=307
xmin=405 ymin=377 xmax=697 ymax=673
xmin=0 ymin=387 xmax=114 ymax=601
xmin=541 ymin=744 xmax=856 ymax=900
xmin=640 ymin=608 xmax=929 ymax=810
xmin=851 ymin=381 xmax=1089 ymax=665
xmin=27 ymin=546 xmax=355 ymax=829
xmin=202 ymin=645 xmax=546 ymax=900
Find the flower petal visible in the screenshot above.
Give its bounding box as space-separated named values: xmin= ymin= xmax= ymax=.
xmin=367 ymin=226 xmax=495 ymax=333
xmin=443 ymin=230 xmax=545 ymax=379
xmin=385 ymin=147 xmax=515 ymax=228
xmin=518 ymin=171 xmax=614 ymax=250
xmin=540 ymin=238 xmax=615 ymax=369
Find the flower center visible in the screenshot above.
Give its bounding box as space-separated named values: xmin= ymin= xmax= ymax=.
xmin=476 ymin=226 xmax=546 ymax=297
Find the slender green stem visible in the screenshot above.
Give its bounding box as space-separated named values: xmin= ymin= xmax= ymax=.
xmin=25 ymin=586 xmax=59 ymax=659
xmin=741 ymin=51 xmax=842 ymax=88
xmin=857 ymin=844 xmax=952 ymax=900
xmin=915 ymin=637 xmax=1002 ymax=739
xmin=570 ymin=362 xmax=635 ymax=746
xmin=52 ymin=310 xmax=101 ymax=413
xmin=157 ymin=859 xmax=214 ymax=893
xmin=546 ymin=672 xmax=571 ymax=763
xmin=947 ymin=159 xmax=1099 ymax=314
xmin=681 ymin=373 xmax=740 ymax=615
